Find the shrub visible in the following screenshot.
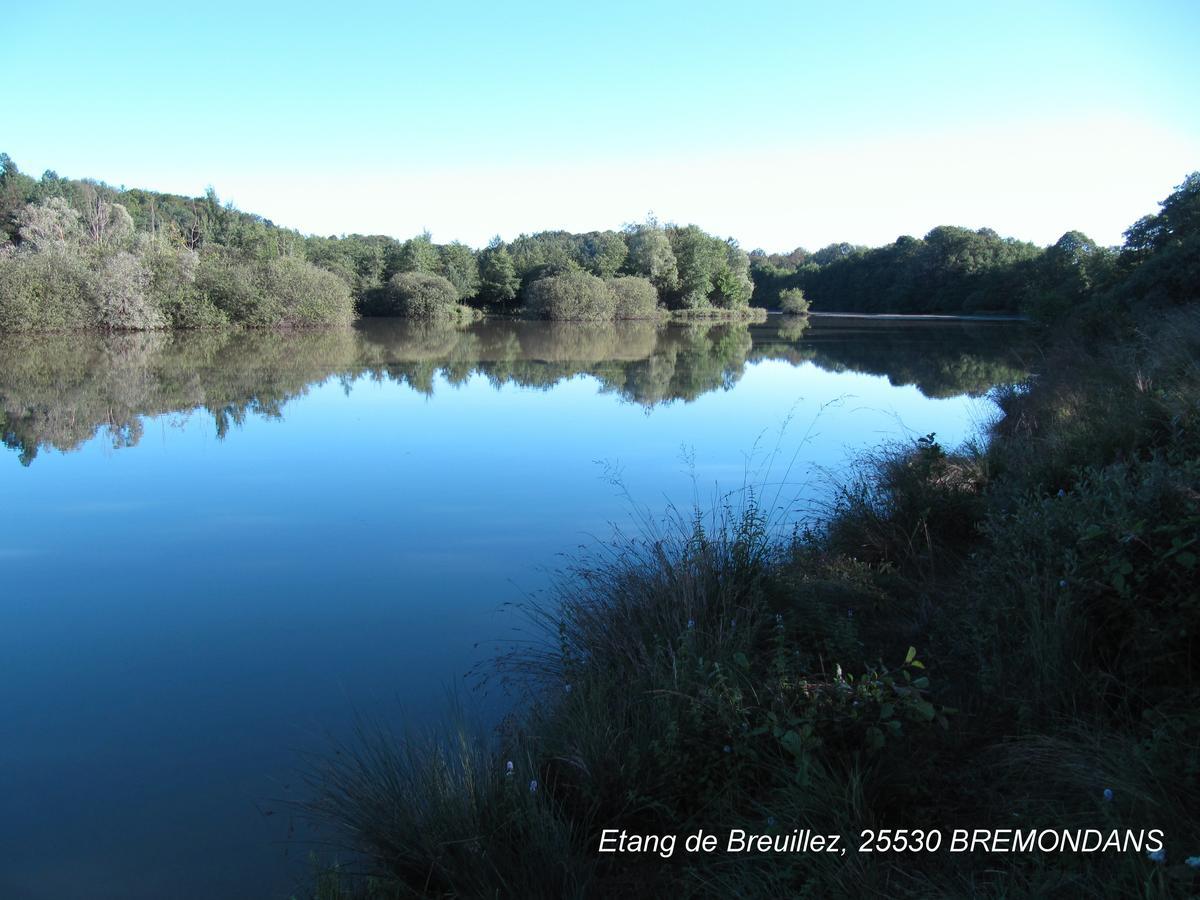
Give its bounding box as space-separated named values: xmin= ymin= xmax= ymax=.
xmin=138 ymin=239 xmax=229 ymax=329
xmin=779 ymin=287 xmax=810 ymax=315
xmin=261 ymin=256 xmax=354 ymax=327
xmin=93 ymin=251 xmax=165 ymax=330
xmin=604 ymin=275 xmax=660 ymax=320
xmin=380 ymin=271 xmax=461 ymax=319
xmin=824 ymin=435 xmax=988 ymax=581
xmin=194 ymin=254 xmax=352 ymax=327
xmin=525 ymin=270 xmax=615 ymax=321
xmin=0 ymin=247 xmax=93 ymax=331
xmin=196 ymin=254 xmax=273 ymax=326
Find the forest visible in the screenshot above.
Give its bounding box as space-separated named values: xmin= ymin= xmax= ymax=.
xmin=4 ymin=152 xmax=1180 ymax=331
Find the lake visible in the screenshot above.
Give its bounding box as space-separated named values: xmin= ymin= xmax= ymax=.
xmin=0 ymin=315 xmax=1030 ymax=898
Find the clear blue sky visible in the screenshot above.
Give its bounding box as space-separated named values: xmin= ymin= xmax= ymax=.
xmin=5 ymin=0 xmax=1198 ymax=250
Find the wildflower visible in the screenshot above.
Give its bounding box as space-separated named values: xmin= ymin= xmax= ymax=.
xmin=687 ymin=618 xmax=695 ymax=630
xmin=1059 ymin=579 xmax=1068 ymax=589
xmin=505 ymin=760 xmax=513 ymax=776
xmin=767 ymin=817 xmax=777 ymax=827
xmin=1057 ymin=488 xmax=1065 ymax=498
xmin=529 ymin=779 xmax=538 ymax=794
xmin=1147 ymin=848 xmax=1166 ymax=863
xmin=730 ymin=618 xmax=737 ymax=629
xmin=1185 ymin=856 xmax=1200 ymax=869
xmin=723 ymin=744 xmax=731 ymax=753
xmin=563 ymin=683 xmax=572 ymax=694
xmin=1102 ymin=788 xmax=1113 ymax=802
xmin=775 ymin=613 xmax=784 ymax=628
xmin=847 ymin=608 xmax=854 ymax=618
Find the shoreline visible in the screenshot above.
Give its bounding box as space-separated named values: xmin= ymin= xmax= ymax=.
xmin=799 ymin=310 xmax=1030 ymax=322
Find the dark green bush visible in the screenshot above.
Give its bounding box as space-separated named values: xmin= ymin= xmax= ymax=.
xmin=604 ymin=275 xmax=660 ymax=319
xmin=824 ymin=435 xmax=988 ymax=581
xmin=379 ymin=271 xmax=461 ymax=320
xmin=524 ymin=270 xmax=615 ymax=321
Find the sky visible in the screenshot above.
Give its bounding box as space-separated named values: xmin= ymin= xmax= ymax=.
xmin=4 ymin=0 xmax=1199 ymax=251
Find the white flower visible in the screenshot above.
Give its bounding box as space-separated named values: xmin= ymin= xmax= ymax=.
xmin=687 ymin=618 xmax=695 ymax=630
xmin=1147 ymin=848 xmax=1166 ymax=863
xmin=723 ymin=745 xmax=731 ymax=753
xmin=563 ymin=683 xmax=572 ymax=694
xmin=1059 ymin=579 xmax=1068 ymax=589
xmin=1102 ymin=788 xmax=1113 ymax=801
xmin=505 ymin=760 xmax=513 ymax=776
xmin=1057 ymin=488 xmax=1066 ymax=498
xmin=529 ymin=779 xmax=538 ymax=793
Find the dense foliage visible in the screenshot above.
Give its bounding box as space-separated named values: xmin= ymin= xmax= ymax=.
xmin=0 ymin=156 xmax=352 ymax=330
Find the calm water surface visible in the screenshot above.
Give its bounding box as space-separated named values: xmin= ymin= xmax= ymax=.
xmin=0 ymin=316 xmax=1030 ymax=898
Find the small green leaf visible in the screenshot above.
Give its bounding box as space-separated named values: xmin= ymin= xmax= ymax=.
xmin=865 ymin=727 xmax=885 ymax=752
xmin=733 ymin=651 xmax=750 ymax=669
xmin=912 ymin=700 xmax=936 ymax=722
xmin=905 ymin=646 xmax=917 ymax=664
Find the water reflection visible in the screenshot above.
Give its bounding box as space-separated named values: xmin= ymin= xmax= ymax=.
xmin=0 ymin=316 xmax=1029 ymax=465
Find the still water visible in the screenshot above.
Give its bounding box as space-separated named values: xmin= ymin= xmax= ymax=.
xmin=0 ymin=316 xmax=1029 ymax=898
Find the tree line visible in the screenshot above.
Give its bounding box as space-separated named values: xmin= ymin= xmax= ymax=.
xmin=749 ymin=172 xmax=1199 ymax=322
xmin=0 ymin=154 xmax=756 ymax=330
xmin=2 ymin=152 xmax=1195 ymax=330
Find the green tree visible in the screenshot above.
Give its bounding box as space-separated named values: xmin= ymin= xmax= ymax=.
xmin=625 ymin=223 xmax=679 ymax=296
xmin=479 ymin=238 xmax=520 ymax=310
xmin=668 ymin=225 xmax=727 ymax=310
xmin=581 ymin=230 xmax=628 ymax=278
xmin=396 ymin=231 xmax=438 ymax=274
xmin=436 ymin=241 xmax=481 ymax=300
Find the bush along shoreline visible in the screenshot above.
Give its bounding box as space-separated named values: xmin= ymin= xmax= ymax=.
xmin=303 ymin=175 xmax=1200 ymax=898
